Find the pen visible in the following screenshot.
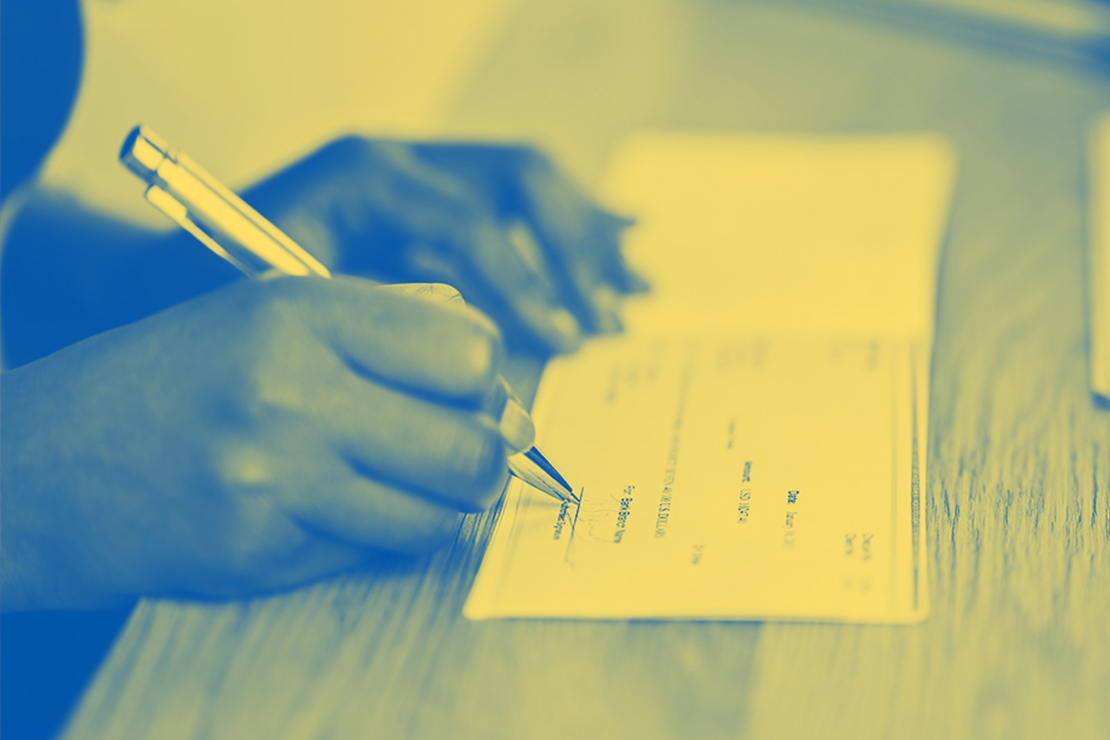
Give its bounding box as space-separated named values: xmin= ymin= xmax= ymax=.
xmin=1091 ymin=117 xmax=1110 ymax=404
xmin=119 ymin=125 xmax=577 ymax=504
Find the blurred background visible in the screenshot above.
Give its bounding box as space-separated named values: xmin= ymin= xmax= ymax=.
xmin=8 ymin=1 xmax=1110 ymax=739
xmin=40 ymin=0 xmax=1110 ymax=227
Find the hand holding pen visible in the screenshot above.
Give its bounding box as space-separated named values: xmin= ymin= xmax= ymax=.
xmin=4 ymin=270 xmax=542 ymax=608
xmin=2 ymin=126 xmax=602 ymax=611
xmin=121 ymin=126 xmax=576 ymax=504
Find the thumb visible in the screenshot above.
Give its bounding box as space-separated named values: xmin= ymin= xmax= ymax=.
xmin=378 ymin=282 xmax=467 ymax=306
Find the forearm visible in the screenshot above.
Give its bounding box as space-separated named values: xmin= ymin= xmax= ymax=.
xmin=1 ymin=190 xmax=241 ymax=367
xmin=0 ymin=363 xmax=128 ymax=611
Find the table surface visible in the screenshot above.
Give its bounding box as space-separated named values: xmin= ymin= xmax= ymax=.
xmin=60 ymin=2 xmax=1110 ymax=738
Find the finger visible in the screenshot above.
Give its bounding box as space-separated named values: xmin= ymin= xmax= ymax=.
xmin=291 ymin=276 xmax=504 ymax=403
xmin=451 ymin=218 xmax=583 ymax=354
xmin=499 ymin=163 xmax=639 ymax=334
xmin=410 ymin=145 xmax=645 ymax=332
xmin=399 ymin=241 xmax=569 ymax=353
xmin=312 ymin=278 xmax=535 ymax=451
xmin=378 ymin=282 xmax=467 ymax=306
xmin=343 ymin=305 xmax=534 ymax=453
xmin=613 ymin=262 xmax=652 ymax=294
xmin=590 ymin=284 xmax=623 ymax=333
xmin=481 ymin=377 xmax=535 ymax=453
xmin=558 ymin=227 xmax=626 ymax=334
xmin=312 ymin=145 xmax=584 ymax=354
xmin=400 ymin=222 xmax=584 ymax=354
xmin=313 ymin=278 xmax=535 ymax=451
xmin=593 ymin=231 xmax=650 ymax=296
xmin=509 ymin=173 xmax=608 ymax=328
xmin=254 ymin=138 xmax=481 ymax=277
xmin=321 ymin=372 xmax=511 ymax=509
xmin=287 ymin=473 xmax=464 ymax=555
xmin=498 ymin=398 xmax=535 ymax=453
xmin=402 ymin=145 xmax=594 ymax=348
xmin=511 ymin=158 xmax=646 ymax=319
xmin=507 ymin=218 xmax=616 ymax=334
xmin=599 ymin=210 xmax=637 ymax=230
xmin=593 ymin=211 xmax=651 ymax=294
xmin=379 ymin=284 xmax=536 ymax=451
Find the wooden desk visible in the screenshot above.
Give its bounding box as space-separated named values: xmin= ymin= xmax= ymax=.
xmin=61 ymin=2 xmax=1110 ymax=738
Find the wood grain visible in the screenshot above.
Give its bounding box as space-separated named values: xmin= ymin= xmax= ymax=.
xmin=62 ymin=2 xmax=1110 ymax=738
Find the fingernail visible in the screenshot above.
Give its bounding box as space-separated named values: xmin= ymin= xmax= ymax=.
xmin=385 ymin=282 xmax=466 ymax=304
xmin=499 ymin=399 xmax=536 ymax=453
xmin=500 ymin=376 xmax=524 ymax=407
xmin=597 ymin=311 xmax=623 ymax=333
xmin=623 ymin=270 xmax=651 ymax=294
xmin=548 ymin=308 xmax=582 ymax=353
xmin=483 ymin=377 xmax=510 ymax=419
xmin=592 ymin=285 xmax=622 ymax=333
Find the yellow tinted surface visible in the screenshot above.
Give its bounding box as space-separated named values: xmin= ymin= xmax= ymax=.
xmin=466 ymin=132 xmax=953 ymax=623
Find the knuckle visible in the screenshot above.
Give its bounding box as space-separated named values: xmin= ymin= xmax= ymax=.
xmin=383 ymin=282 xmax=464 ymax=306
xmin=510 ymin=144 xmax=552 ymax=174
xmin=220 ymin=539 xmax=270 ymax=581
xmin=451 ymin=421 xmax=508 ymax=506
xmin=253 ymin=277 xmax=332 ymax=339
xmin=197 ymin=497 xmax=303 ymax=589
xmin=458 ymin=319 xmax=502 ymax=389
xmin=235 ymin=276 xmax=316 ymax=333
xmin=322 ymin=135 xmax=409 ymax=173
xmin=430 ymin=283 xmax=464 ymax=304
xmin=233 ymin=280 xmax=328 ymax=420
xmin=321 ymin=135 xmax=378 ymax=167
xmin=402 ymin=511 xmax=462 ymax=552
xmin=257 ymin=273 xmax=321 ymax=304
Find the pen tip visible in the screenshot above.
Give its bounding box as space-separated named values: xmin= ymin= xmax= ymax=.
xmin=524 ymin=446 xmax=574 ymax=496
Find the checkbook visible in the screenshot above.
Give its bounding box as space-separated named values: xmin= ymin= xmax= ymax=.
xmin=466 ymin=132 xmax=957 ymax=623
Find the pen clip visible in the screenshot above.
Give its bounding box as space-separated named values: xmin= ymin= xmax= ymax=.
xmin=122 ymin=125 xmax=330 ymax=280
xmin=145 ymin=185 xmax=262 ymax=278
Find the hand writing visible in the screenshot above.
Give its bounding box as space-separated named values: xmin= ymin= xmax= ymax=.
xmin=1 ymin=277 xmax=523 ymax=610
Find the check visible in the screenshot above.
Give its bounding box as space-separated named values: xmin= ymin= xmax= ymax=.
xmin=466 ymin=132 xmax=954 ymax=622
xmin=465 ymin=333 xmax=928 ymax=622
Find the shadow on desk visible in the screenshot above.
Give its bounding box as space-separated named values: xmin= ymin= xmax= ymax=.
xmin=1 ymin=608 xmax=132 ymax=740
